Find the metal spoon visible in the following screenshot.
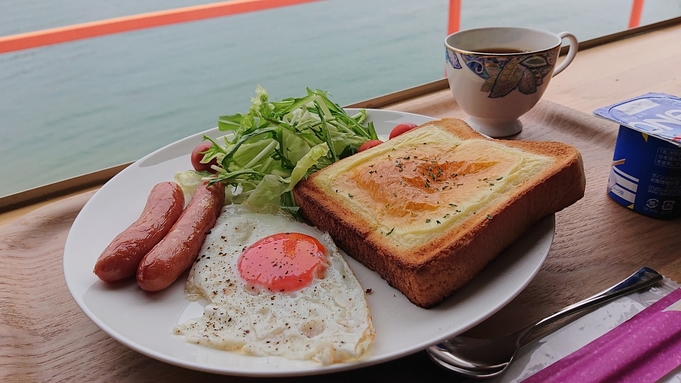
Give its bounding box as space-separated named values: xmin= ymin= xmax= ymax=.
xmin=427 ymin=267 xmax=663 ymax=378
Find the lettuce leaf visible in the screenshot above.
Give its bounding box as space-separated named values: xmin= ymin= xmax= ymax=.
xmin=176 ymin=86 xmax=375 ymax=213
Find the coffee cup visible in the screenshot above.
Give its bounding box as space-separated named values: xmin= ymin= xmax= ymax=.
xmin=444 ymin=27 xmax=578 ymax=137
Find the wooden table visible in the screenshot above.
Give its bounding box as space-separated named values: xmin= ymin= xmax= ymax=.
xmin=2 ymin=21 xmax=681 ymax=382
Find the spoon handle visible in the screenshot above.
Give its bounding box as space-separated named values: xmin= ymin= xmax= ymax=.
xmin=519 ymin=267 xmax=663 ymax=344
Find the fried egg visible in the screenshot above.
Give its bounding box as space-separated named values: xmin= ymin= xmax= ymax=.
xmin=173 ymin=204 xmax=375 ymax=365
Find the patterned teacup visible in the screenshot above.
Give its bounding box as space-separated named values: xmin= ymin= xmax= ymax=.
xmin=445 ymin=27 xmax=578 ymax=137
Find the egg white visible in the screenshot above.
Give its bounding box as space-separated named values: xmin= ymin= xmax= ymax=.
xmin=173 ymin=205 xmax=375 ymax=365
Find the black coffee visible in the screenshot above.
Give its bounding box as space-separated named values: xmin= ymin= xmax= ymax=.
xmin=474 ymin=47 xmax=527 ymax=54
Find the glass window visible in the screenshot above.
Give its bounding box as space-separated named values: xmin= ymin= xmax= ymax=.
xmin=2 ymin=0 xmax=680 ymax=198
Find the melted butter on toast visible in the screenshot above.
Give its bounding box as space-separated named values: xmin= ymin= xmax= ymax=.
xmin=315 ymin=124 xmax=554 ymax=247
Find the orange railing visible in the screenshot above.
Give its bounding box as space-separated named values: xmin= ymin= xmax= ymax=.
xmin=448 ymin=0 xmax=461 ymax=34
xmin=0 ymin=0 xmax=647 ymax=54
xmin=629 ymin=0 xmax=645 ymax=28
xmin=446 ymin=0 xmax=646 ymax=34
xmin=0 ymin=0 xmax=316 ymax=54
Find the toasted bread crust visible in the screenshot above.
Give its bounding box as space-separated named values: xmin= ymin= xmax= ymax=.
xmin=294 ymin=118 xmax=585 ymax=308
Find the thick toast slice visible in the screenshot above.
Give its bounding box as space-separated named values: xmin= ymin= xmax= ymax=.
xmin=293 ymin=118 xmax=585 ymax=308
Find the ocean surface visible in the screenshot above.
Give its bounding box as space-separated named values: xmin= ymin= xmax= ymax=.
xmin=2 ymin=0 xmax=681 ymax=197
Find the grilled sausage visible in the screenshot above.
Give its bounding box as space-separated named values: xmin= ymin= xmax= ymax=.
xmin=136 ymin=181 xmax=225 ymax=292
xmin=93 ymin=181 xmax=185 ymax=282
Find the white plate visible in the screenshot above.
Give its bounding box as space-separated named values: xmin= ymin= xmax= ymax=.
xmin=63 ymin=109 xmax=554 ymax=377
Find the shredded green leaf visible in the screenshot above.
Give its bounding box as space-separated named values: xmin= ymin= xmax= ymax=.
xmin=175 ymin=86 xmax=376 ymax=213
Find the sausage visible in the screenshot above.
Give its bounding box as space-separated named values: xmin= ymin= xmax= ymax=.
xmin=93 ymin=181 xmax=185 ymax=282
xmin=136 ymin=181 xmax=225 ymax=292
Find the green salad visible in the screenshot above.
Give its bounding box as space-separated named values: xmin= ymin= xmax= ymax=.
xmin=175 ymin=86 xmax=377 ymax=214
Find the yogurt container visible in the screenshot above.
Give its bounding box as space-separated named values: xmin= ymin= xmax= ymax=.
xmin=594 ymin=93 xmax=681 ymax=219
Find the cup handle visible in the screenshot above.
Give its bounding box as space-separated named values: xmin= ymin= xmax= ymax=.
xmin=552 ymin=32 xmax=578 ymax=77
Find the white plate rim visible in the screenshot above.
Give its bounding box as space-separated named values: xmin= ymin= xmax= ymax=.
xmin=63 ymin=108 xmax=554 ymax=377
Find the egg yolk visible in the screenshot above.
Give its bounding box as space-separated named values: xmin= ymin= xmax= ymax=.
xmin=237 ymin=232 xmax=327 ymax=292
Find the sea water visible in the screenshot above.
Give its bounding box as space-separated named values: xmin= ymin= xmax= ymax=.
xmin=1 ymin=0 xmax=681 ymax=197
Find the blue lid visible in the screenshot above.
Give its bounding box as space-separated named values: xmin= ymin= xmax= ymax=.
xmin=594 ymin=92 xmax=681 ymax=147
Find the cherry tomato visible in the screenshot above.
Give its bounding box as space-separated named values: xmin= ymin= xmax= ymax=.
xmin=191 ymin=142 xmax=219 ymax=173
xmin=389 ymin=123 xmax=418 ymax=139
xmin=358 ymin=139 xmax=383 ymax=152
